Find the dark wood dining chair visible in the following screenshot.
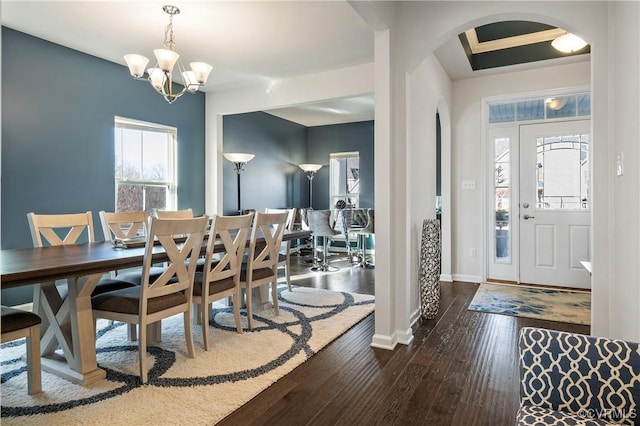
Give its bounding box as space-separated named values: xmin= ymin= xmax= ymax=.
xmin=241 ymin=211 xmax=289 ymax=330
xmin=1 ymin=306 xmax=42 ymax=394
xmin=91 ymin=216 xmax=208 ymax=384
xmin=193 ymin=213 xmax=253 ymax=350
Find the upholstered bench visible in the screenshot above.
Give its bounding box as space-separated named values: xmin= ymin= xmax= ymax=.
xmin=517 ymin=327 xmax=640 ymax=425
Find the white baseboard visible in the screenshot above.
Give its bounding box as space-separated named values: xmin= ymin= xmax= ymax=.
xmin=370 ymin=333 xmax=398 ymax=350
xmin=452 ymin=274 xmax=482 ymax=283
xmin=396 ymin=327 xmax=414 ymax=345
xmin=440 ymin=274 xmax=453 ymax=282
xmin=409 ymin=308 xmax=421 ymax=327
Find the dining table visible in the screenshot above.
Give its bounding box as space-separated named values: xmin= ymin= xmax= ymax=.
xmin=0 ymin=229 xmax=311 ymax=386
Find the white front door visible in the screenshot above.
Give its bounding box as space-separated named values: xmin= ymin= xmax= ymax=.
xmin=518 ymin=121 xmax=591 ymax=288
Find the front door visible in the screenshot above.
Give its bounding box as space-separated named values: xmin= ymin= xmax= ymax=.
xmin=518 ymin=121 xmax=591 ymax=288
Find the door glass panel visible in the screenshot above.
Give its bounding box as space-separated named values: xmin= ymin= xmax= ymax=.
xmin=494 ymin=137 xmax=510 ymax=260
xmin=536 ymin=134 xmax=589 ymax=210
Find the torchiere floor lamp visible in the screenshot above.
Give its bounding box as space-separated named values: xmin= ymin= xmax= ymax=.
xmin=224 ymin=153 xmax=255 ymax=215
xmin=299 ymin=164 xmax=322 ymax=208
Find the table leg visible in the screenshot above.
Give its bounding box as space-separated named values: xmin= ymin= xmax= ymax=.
xmin=34 ymin=274 xmax=106 ymax=386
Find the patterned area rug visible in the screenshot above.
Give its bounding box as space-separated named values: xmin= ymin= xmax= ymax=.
xmin=1 ymin=286 xmax=374 ymax=425
xmin=468 ymin=282 xmax=590 ymax=325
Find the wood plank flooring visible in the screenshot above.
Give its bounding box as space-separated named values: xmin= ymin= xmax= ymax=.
xmin=218 ymin=254 xmax=589 ymax=426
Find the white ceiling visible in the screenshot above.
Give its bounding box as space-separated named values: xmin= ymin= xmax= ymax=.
xmin=1 ymin=2 xmax=589 ymax=126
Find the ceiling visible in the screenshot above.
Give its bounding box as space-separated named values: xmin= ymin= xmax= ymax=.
xmin=2 ymin=3 xmax=590 ymax=126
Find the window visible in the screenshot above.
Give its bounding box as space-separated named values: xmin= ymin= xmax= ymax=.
xmin=329 ymin=152 xmax=359 ymax=208
xmin=114 ymin=117 xmax=177 ymax=213
xmin=488 ymin=92 xmax=591 ymax=124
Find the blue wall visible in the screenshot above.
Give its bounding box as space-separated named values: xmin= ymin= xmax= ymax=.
xmin=222 ymin=112 xmax=307 ymax=214
xmin=307 ymin=121 xmax=375 ymax=209
xmin=1 ymin=27 xmax=206 ymax=304
xmin=222 ymin=114 xmax=375 ymax=212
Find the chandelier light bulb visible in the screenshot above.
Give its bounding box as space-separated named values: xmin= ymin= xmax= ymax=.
xmin=190 ymin=62 xmax=213 ymax=84
xmin=123 ymin=54 xmax=149 ymax=78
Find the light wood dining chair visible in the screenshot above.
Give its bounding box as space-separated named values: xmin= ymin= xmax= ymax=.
xmin=91 ymin=216 xmax=208 ymax=384
xmin=27 ymin=211 xmax=137 ymax=295
xmin=1 ymin=306 xmax=42 ymax=394
xmin=193 ymin=213 xmax=253 ymax=350
xmin=241 ymin=211 xmax=289 ymax=330
xmin=153 ymin=208 xmax=193 ymax=219
xmin=265 ymin=208 xmax=296 ymax=291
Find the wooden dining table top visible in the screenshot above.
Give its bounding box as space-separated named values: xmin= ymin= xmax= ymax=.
xmin=0 ymin=229 xmax=311 ymax=289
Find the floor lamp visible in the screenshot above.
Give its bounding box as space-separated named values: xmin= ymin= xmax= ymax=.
xmin=299 ymin=163 xmax=323 ymax=263
xmin=299 ymin=164 xmax=322 ymax=208
xmin=224 ymin=153 xmax=255 ymax=215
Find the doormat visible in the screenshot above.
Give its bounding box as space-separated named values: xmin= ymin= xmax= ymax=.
xmin=468 ymin=282 xmax=590 ymax=325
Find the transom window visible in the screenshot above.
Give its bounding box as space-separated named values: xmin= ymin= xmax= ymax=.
xmin=114 ymin=117 xmax=177 ymax=213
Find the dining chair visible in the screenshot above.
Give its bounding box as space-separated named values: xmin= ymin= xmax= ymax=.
xmin=91 ymin=215 xmax=208 ymax=384
xmin=99 ymin=210 xmax=167 ymax=285
xmin=265 ymin=208 xmax=296 ymax=291
xmin=193 ymin=213 xmax=253 ymax=350
xmin=27 ymin=211 xmax=137 ymax=296
xmin=153 ymin=208 xmax=194 ymax=219
xmin=307 ymin=209 xmax=340 ymax=272
xmin=240 ymin=211 xmax=289 ymax=330
xmin=1 ymin=306 xmax=42 ymax=394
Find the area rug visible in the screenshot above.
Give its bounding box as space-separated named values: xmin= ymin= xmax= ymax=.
xmin=468 ymin=282 xmax=590 ymax=325
xmin=1 ymin=285 xmax=374 ymax=425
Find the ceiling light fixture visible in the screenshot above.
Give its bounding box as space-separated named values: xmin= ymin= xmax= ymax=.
xmin=124 ymin=5 xmax=213 ymax=104
xmin=551 ymin=32 xmax=588 ymax=53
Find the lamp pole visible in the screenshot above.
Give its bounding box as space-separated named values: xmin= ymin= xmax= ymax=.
xmin=224 ymin=153 xmax=255 ymax=215
xmin=299 ymin=164 xmax=323 ymax=209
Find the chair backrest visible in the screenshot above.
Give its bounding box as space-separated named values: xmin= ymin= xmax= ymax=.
xmin=265 ymin=208 xmax=296 ymax=231
xmin=99 ymin=210 xmax=149 ymax=241
xmin=247 ymin=212 xmax=289 ymax=272
xmin=202 ymin=213 xmax=254 ymax=286
xmin=140 ymin=216 xmax=208 ymax=305
xmin=27 ymin=211 xmax=95 ymax=247
xmin=154 ymin=208 xmax=193 ymax=219
xmin=307 ymin=210 xmax=337 ymax=237
xmin=361 ymin=209 xmax=375 ymax=233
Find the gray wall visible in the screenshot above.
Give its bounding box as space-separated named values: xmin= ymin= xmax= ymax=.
xmin=222 ymin=114 xmax=375 ymax=212
xmin=1 ymin=27 xmax=206 ymax=304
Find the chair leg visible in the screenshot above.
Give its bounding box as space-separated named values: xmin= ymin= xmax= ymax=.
xmin=272 ymin=281 xmax=279 ymax=316
xmin=139 ymin=322 xmax=148 ymax=384
xmin=202 ymin=302 xmax=210 ymax=351
xmin=184 ymin=310 xmax=195 ymax=359
xmin=233 ymin=292 xmax=243 ymax=334
xmin=247 ymin=285 xmax=254 ymax=330
xmin=128 ymin=323 xmax=137 ymax=341
xmin=285 ymin=262 xmax=292 ymax=292
xmin=26 ymin=325 xmax=42 ymax=395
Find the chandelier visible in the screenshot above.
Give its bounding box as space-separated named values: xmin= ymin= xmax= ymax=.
xmin=124 ymin=5 xmax=213 ymax=104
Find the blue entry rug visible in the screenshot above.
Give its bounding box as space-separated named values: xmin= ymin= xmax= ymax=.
xmin=1 ymin=286 xmax=374 ymax=425
xmin=468 ymin=282 xmax=590 ymax=325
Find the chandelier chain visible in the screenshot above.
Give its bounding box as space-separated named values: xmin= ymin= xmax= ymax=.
xmin=164 ymin=15 xmax=176 ymax=51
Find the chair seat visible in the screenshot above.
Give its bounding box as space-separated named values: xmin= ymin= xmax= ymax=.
xmin=1 ymin=306 xmax=42 ymax=333
xmin=193 ymin=272 xmax=235 ymax=296
xmin=115 ymin=266 xmax=169 ymax=285
xmin=240 ymin=266 xmax=275 ymax=281
xmin=94 ymin=278 xmax=138 ymax=295
xmin=92 ymin=286 xmax=187 ymax=315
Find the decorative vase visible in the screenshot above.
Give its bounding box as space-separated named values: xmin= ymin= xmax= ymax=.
xmin=419 ymin=218 xmax=441 ymax=319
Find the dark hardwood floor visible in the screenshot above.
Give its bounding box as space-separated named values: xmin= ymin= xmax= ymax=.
xmin=219 ymin=253 xmax=589 ymax=426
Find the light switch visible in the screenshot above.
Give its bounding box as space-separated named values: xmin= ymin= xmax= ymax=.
xmin=462 ymin=180 xmax=476 ymax=190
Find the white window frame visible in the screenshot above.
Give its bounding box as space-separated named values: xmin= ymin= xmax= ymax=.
xmin=329 ymin=151 xmax=360 ymax=209
xmin=114 ymin=116 xmax=177 ymax=212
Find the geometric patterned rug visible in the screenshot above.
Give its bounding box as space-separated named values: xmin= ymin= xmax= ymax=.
xmin=468 ymin=282 xmax=591 ymax=325
xmin=1 ymin=285 xmax=375 ymax=425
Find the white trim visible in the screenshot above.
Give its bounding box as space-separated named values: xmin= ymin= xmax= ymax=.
xmin=439 ymin=274 xmax=453 ymax=282
xmin=396 ymin=327 xmax=414 ymax=345
xmin=452 ymin=274 xmax=482 ymax=283
xmin=409 ymin=308 xmax=421 ymax=327
xmin=370 ymin=332 xmax=398 ymax=350
xmin=465 ymin=28 xmax=566 ymax=54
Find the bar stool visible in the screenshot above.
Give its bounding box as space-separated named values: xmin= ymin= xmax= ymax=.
xmin=308 ymin=209 xmax=339 ymax=272
xmin=356 ymin=208 xmax=375 ymax=268
xmin=1 ymin=306 xmax=42 ymax=394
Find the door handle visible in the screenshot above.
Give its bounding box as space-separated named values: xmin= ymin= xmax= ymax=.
xmin=523 ymin=214 xmax=535 ymax=220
